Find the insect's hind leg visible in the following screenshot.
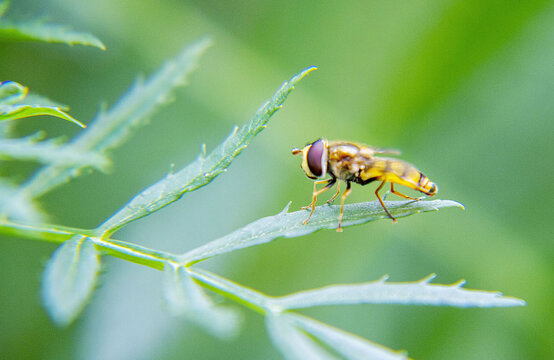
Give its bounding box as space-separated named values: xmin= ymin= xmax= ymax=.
xmin=337 ymin=181 xmax=352 ymax=232
xmin=302 ymin=178 xmax=336 ymax=225
xmin=325 ymin=181 xmax=341 ymax=204
xmin=376 ymin=181 xmax=397 ymax=223
xmin=390 ymin=183 xmax=419 ymax=201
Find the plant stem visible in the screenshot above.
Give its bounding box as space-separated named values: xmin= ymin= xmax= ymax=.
xmin=188 ymin=267 xmax=275 ymax=315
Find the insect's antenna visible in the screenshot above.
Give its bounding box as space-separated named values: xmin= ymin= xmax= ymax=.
xmin=292 ymin=147 xmax=302 ymax=155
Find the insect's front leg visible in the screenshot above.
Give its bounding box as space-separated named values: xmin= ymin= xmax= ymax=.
xmin=301 ymin=178 xmax=336 ymax=225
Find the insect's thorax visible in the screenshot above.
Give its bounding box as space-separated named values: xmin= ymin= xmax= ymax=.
xmin=327 ymin=142 xmax=375 ymax=184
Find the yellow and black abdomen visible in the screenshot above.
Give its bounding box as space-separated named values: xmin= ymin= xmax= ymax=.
xmin=359 ymin=157 xmax=438 ymax=195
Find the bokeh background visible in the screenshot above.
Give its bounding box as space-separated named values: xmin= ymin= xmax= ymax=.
xmin=1 ymin=1 xmax=553 ymax=359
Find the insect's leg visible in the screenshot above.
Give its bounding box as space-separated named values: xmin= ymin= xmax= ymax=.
xmin=337 ymin=181 xmax=352 ymax=232
xmin=376 ymin=181 xmax=397 ymax=223
xmin=325 ymin=181 xmax=341 ymax=204
xmin=390 ymin=183 xmax=418 ymax=201
xmin=302 ymin=179 xmax=336 ymax=225
xmin=301 ymin=179 xmax=333 ymax=210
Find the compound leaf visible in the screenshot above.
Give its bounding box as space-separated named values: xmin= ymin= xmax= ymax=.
xmin=19 ymin=38 xmax=211 ymax=199
xmin=98 ymin=66 xmax=317 ymax=236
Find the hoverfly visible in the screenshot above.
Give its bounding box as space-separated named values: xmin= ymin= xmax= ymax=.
xmin=292 ymin=139 xmax=438 ymax=232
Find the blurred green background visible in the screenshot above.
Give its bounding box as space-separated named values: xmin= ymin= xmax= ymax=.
xmin=1 ymin=0 xmax=553 ymax=359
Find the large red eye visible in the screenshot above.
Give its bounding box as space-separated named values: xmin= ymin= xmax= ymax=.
xmin=307 ymin=139 xmax=325 ymax=177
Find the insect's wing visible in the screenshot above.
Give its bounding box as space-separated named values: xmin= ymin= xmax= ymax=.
xmin=374 ymin=147 xmax=401 ymax=156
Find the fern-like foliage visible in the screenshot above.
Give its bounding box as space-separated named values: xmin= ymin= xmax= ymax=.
xmin=18 ymin=38 xmax=212 ymax=200
xmin=0 ymin=79 xmax=89 ymax=221
xmin=0 ymin=36 xmax=525 ymax=359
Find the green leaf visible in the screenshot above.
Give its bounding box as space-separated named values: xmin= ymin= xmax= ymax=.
xmin=41 ymin=235 xmax=101 ymax=327
xmin=273 ymin=274 xmax=525 ymax=309
xmin=266 ymin=312 xmax=339 ymax=360
xmin=287 ymin=313 xmax=407 ymax=360
xmin=0 ymin=136 xmax=109 ymax=169
xmin=0 ymin=20 xmax=105 ymax=49
xmin=163 ymin=265 xmax=241 ymax=339
xmin=20 ymin=38 xmax=212 ymax=199
xmin=0 ymin=179 xmax=43 ymax=222
xmin=0 ymin=81 xmax=67 ymax=108
xmin=97 ymin=65 xmax=317 ymax=236
xmin=0 ymin=81 xmax=27 ymax=104
xmin=181 ymin=199 xmax=463 ymax=265
xmin=19 ymin=93 xmax=68 ymax=110
xmin=0 ymin=81 xmax=84 ymax=127
xmin=0 ymin=104 xmax=85 ymax=127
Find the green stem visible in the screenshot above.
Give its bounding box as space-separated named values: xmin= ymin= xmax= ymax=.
xmin=0 ymin=219 xmax=94 ymax=242
xmin=188 ymin=267 xmax=275 ymax=315
xmin=92 ymin=238 xmax=180 ymax=270
xmin=0 ymin=219 xmax=180 ymax=269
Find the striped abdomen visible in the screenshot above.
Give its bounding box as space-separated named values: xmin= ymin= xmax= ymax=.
xmin=359 ymin=157 xmax=438 ymax=195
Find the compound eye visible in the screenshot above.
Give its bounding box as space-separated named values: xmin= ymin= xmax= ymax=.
xmin=306 ymin=139 xmax=325 ymax=177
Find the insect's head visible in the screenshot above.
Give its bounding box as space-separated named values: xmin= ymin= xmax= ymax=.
xmin=292 ymin=138 xmax=329 ymax=179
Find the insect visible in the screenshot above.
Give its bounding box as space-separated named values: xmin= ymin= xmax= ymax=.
xmin=292 ymin=139 xmax=438 ymax=232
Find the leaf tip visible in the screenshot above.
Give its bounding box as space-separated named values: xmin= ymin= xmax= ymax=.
xmin=512 ymin=298 xmax=526 ymax=307
xmin=304 ymin=65 xmax=318 ymax=74
xmin=64 ymin=112 xmax=86 ymax=128
xmin=280 ymin=201 xmax=292 ymax=215
xmin=451 ymin=279 xmax=467 ymax=287
xmin=440 ymin=199 xmax=465 ymax=210
xmin=168 ymin=163 xmax=176 ymax=175
xmin=293 ymin=66 xmax=318 ymax=83
xmin=420 ymin=273 xmax=437 ymax=283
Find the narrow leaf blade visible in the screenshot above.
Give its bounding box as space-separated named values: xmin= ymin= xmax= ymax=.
xmin=0 ymin=179 xmax=43 ymax=222
xmin=0 ymin=104 xmax=85 ymax=127
xmin=20 ymin=38 xmax=211 ymax=199
xmin=0 ymin=137 xmax=109 ymax=169
xmin=273 ymin=274 xmax=526 ymax=309
xmin=163 ymin=265 xmax=241 ymax=339
xmin=41 ymin=236 xmax=101 ymax=326
xmin=287 ymin=313 xmax=407 ymax=360
xmin=0 ymin=20 xmax=105 ymax=49
xmin=181 ymin=200 xmax=462 ymax=264
xmin=98 ymin=66 xmax=317 ymax=235
xmin=266 ymin=312 xmax=339 ymax=360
